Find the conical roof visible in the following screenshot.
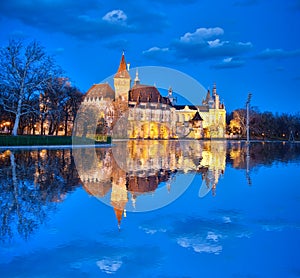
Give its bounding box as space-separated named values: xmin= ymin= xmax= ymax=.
xmin=114 ymin=52 xmax=131 ymax=79
xmin=192 ymin=111 xmax=203 ymax=121
xmin=113 ymin=207 xmax=124 ymax=229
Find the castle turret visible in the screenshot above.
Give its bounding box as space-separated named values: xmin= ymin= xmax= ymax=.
xmin=110 ymin=168 xmax=128 ymax=229
xmin=168 ymin=87 xmax=176 ymax=105
xmin=114 ymin=52 xmax=131 ymax=101
xmin=134 ymin=68 xmax=140 ymax=86
xmin=213 ymin=83 xmax=220 ymax=109
xmin=213 ymin=83 xmax=217 ymax=96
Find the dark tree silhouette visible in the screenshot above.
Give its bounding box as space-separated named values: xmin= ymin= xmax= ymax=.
xmin=0 ymin=149 xmax=80 ymax=242
xmin=0 ymin=39 xmax=63 ymax=135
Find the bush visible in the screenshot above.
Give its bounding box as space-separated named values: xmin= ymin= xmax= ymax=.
xmin=0 ymin=135 xmax=111 ymax=146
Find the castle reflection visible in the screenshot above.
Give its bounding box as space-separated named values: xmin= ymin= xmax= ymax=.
xmin=76 ymin=140 xmax=227 ymax=227
xmin=1 ymin=141 xmax=299 ymax=239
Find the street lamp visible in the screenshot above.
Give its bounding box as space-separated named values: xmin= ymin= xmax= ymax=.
xmin=245 ymin=93 xmax=252 ymax=185
xmin=246 ymin=93 xmax=252 ymax=144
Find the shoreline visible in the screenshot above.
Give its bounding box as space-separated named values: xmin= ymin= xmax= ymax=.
xmin=0 ymin=138 xmax=298 ymax=150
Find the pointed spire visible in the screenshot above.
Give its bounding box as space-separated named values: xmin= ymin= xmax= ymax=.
xmin=117 ymin=51 xmax=127 ymax=73
xmin=114 ymin=207 xmax=124 ymax=230
xmin=206 ymin=89 xmax=211 ymax=101
xmin=114 ymin=51 xmax=130 ymax=79
xmin=114 ymin=51 xmax=131 ymax=78
xmin=168 ymin=87 xmax=175 ymax=105
xmin=213 ymin=83 xmax=217 ymax=96
xmin=134 ymin=68 xmax=140 ymax=86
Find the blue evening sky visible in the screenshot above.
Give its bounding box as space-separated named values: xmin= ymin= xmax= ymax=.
xmin=0 ymin=0 xmax=299 ymax=114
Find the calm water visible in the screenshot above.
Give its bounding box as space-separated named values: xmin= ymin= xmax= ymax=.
xmin=0 ymin=140 xmax=300 ymax=277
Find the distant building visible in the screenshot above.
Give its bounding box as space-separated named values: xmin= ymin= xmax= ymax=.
xmin=82 ymin=52 xmax=226 ymax=139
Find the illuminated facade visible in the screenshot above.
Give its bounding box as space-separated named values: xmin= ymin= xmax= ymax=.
xmin=76 ymin=140 xmax=226 ymax=227
xmin=82 ymin=52 xmax=226 ymax=139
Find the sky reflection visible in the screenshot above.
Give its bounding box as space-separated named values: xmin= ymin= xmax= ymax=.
xmin=0 ymin=141 xmax=300 ymax=277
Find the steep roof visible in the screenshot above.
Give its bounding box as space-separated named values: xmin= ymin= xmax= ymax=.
xmin=129 ymin=84 xmax=172 ymax=105
xmin=202 ymin=89 xmax=211 ymax=105
xmin=174 ymin=105 xmax=198 ymax=110
xmin=197 ymin=105 xmax=209 ymax=112
xmin=114 ymin=52 xmax=131 ymax=79
xmin=127 ymin=175 xmax=158 ymax=193
xmin=191 ymin=111 xmax=203 ymax=121
xmin=85 ymin=83 xmax=115 ymax=100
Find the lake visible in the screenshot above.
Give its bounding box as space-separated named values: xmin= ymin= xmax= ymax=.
xmin=0 ymin=140 xmax=300 ymax=277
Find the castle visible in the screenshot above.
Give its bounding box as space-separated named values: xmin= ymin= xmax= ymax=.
xmin=76 ymin=140 xmax=227 ymax=228
xmin=82 ymin=52 xmax=226 ymax=139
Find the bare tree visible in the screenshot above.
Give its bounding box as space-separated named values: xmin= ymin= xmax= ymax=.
xmin=41 ymin=78 xmax=69 ymax=135
xmin=0 ymin=39 xmax=62 ymax=136
xmin=63 ymin=87 xmax=83 ymax=135
xmin=39 ymin=78 xmax=83 ymax=136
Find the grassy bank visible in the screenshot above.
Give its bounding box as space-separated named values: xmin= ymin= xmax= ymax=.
xmin=0 ymin=135 xmax=111 ymax=146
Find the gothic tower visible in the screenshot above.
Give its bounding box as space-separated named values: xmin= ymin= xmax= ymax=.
xmin=114 ymin=52 xmax=131 ymax=102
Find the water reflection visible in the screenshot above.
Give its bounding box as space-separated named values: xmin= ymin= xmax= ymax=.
xmin=72 ymin=140 xmax=300 ymax=226
xmin=0 ymin=149 xmax=80 ymax=242
xmin=228 ymin=141 xmax=300 ymax=168
xmin=1 ymin=141 xmax=300 ymax=241
xmin=74 ymin=140 xmax=226 ymax=224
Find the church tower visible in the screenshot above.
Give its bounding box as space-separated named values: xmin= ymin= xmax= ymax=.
xmin=114 ymin=52 xmax=131 ymax=102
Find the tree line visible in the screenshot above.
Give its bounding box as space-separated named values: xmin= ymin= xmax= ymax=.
xmin=1 ymin=39 xmax=299 ymax=140
xmin=0 ymin=39 xmax=83 ymax=136
xmin=227 ymin=108 xmax=300 ymax=140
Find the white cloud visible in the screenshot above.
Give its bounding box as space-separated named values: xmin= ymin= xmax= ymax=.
xmin=180 ymin=27 xmax=224 ymax=43
xmin=139 ymin=226 xmax=167 ymax=234
xmin=211 ymin=57 xmax=245 ymax=69
xmin=172 ymin=27 xmax=253 ymax=62
xmin=102 ymin=9 xmax=127 ymax=24
xmin=223 ymin=57 xmax=233 ymax=63
xmin=177 ymin=236 xmax=223 ymax=255
xmin=206 ymin=231 xmax=222 ymax=242
xmin=142 ymin=27 xmax=252 ymax=64
xmin=222 ymin=216 xmax=232 ymax=223
xmin=97 ymin=258 xmax=122 ymax=274
xmin=237 ymin=42 xmax=252 ymax=48
xmin=193 ymin=244 xmax=223 ymax=254
xmin=208 ymin=39 xmax=225 ymax=48
xmin=0 ymin=1 xmax=168 ymax=39
xmin=142 ymin=46 xmax=182 ymax=64
xmin=143 ymin=46 xmax=169 ymax=54
xmin=256 ymin=48 xmax=300 ymax=59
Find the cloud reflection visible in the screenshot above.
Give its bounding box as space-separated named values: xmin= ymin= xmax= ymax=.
xmin=96 ymin=258 xmax=123 ymax=274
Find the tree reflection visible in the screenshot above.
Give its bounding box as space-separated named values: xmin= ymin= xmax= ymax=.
xmin=227 ymin=141 xmax=300 ymax=169
xmin=1 ymin=141 xmax=299 ymax=239
xmin=0 ymin=149 xmax=80 ymax=243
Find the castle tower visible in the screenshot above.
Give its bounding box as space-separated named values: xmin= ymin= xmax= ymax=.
xmin=134 ymin=68 xmax=140 ymax=86
xmin=213 ymin=83 xmax=217 ymax=97
xmin=114 ymin=52 xmax=131 ymax=102
xmin=213 ymin=83 xmax=220 ymax=109
xmin=110 ymin=172 xmax=128 ymax=229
